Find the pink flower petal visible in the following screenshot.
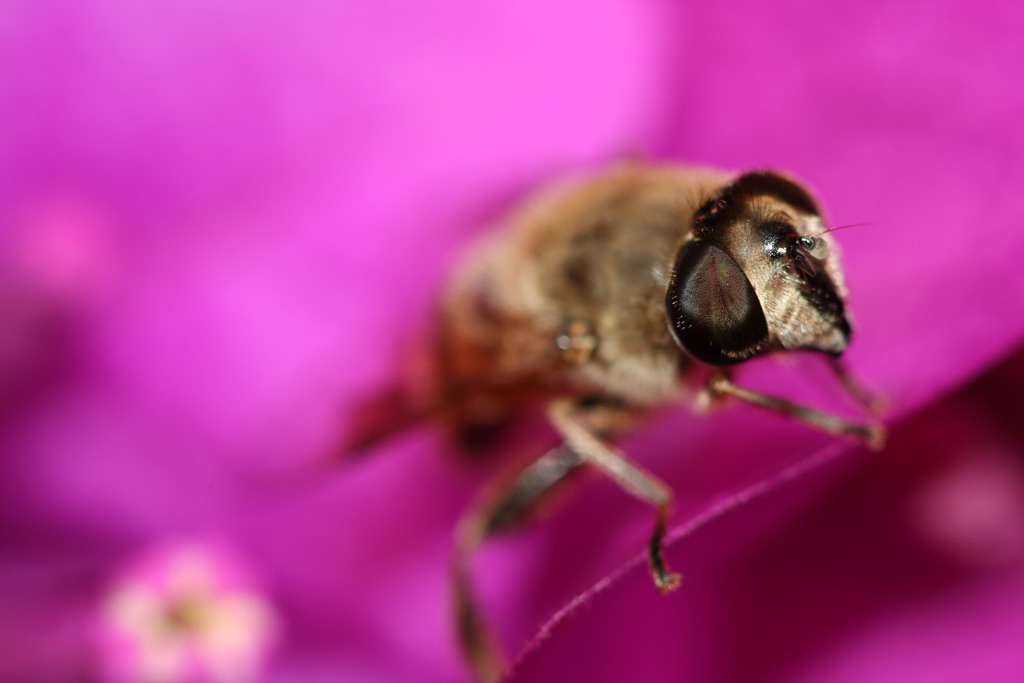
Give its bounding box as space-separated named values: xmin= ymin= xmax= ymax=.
xmin=510 ymin=349 xmax=1024 ymax=681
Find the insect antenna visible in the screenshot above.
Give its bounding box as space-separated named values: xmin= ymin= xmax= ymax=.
xmin=814 ymin=221 xmax=873 ymax=237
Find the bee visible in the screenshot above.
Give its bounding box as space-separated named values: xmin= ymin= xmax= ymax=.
xmin=343 ymin=163 xmax=884 ymax=682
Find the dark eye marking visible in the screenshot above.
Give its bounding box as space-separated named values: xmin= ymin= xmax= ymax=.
xmin=692 ymin=197 xmax=737 ymax=236
xmin=729 ymin=171 xmax=820 ymax=216
xmin=759 ymin=220 xmax=796 ymax=257
xmin=693 ymin=170 xmax=820 ymax=240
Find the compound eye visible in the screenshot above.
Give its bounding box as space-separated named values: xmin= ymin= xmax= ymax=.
xmin=666 ymin=240 xmax=769 ymax=365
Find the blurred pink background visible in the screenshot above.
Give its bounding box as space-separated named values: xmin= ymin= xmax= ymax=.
xmin=1 ymin=1 xmax=1023 ymax=681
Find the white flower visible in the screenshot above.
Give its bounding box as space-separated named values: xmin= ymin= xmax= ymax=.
xmin=97 ymin=542 xmax=279 ymax=683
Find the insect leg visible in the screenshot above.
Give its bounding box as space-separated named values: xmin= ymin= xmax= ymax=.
xmin=548 ymin=398 xmax=682 ymax=594
xmin=453 ymin=444 xmax=584 ymax=683
xmin=825 ymin=355 xmax=887 ymax=415
xmin=708 ymin=373 xmax=886 ymax=449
